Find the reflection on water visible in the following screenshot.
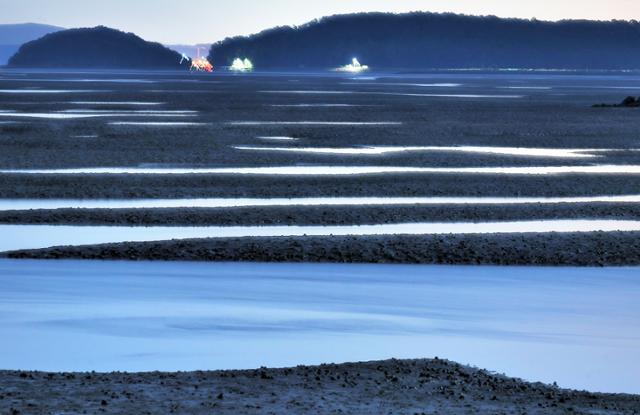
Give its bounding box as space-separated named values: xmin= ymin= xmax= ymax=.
xmin=3 ymin=165 xmax=640 ymax=175
xmin=261 ymin=90 xmax=523 ymax=98
xmin=0 ymin=220 xmax=639 ymax=252
xmin=0 ymin=78 xmax=156 ymax=83
xmin=108 ymin=122 xmax=208 ymax=126
xmin=0 ymin=260 xmax=637 ymax=394
xmin=68 ymin=101 xmax=164 ymax=105
xmin=261 ymin=90 xmax=358 ymax=94
xmin=0 ymin=89 xmax=103 ymax=94
xmin=233 ymin=145 xmax=617 ymax=158
xmin=1 ymin=195 xmax=640 ymax=211
xmin=499 ymin=86 xmax=552 ymax=90
xmin=377 ymin=92 xmax=524 ymax=99
xmin=340 ymin=82 xmax=463 ymax=87
xmin=268 ymin=104 xmax=364 ymax=107
xmin=227 ymin=121 xmax=402 ymax=126
xmin=0 ymin=111 xmax=197 ymax=119
xmin=257 ymin=136 xmax=300 ymax=141
xmin=59 ymin=109 xmax=197 ymax=114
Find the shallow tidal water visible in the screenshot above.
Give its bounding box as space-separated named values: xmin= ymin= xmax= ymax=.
xmin=1 ymin=220 xmax=640 ymax=252
xmin=0 ymin=260 xmax=638 ymax=394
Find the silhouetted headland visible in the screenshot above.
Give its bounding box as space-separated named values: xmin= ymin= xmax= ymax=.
xmin=8 ymin=26 xmax=184 ymax=69
xmin=209 ymin=12 xmax=640 ymax=70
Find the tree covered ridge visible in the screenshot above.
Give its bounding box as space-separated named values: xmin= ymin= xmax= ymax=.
xmin=208 ymin=12 xmax=640 ymax=70
xmin=9 ymin=26 xmax=184 ymax=69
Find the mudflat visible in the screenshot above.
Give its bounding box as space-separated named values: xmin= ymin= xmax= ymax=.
xmin=1 ymin=359 xmax=638 ymax=415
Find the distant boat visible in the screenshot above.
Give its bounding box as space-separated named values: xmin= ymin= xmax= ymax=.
xmin=230 ymin=58 xmax=254 ymax=72
xmin=336 ymin=58 xmax=369 ymax=73
xmin=181 ymin=46 xmax=213 ymax=72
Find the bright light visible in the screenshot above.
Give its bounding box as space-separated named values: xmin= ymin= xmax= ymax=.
xmin=230 ymin=58 xmax=254 ymax=72
xmin=190 ymin=57 xmax=214 ymax=72
xmin=180 ymin=49 xmax=213 ymax=73
xmin=336 ymin=58 xmax=369 ymax=73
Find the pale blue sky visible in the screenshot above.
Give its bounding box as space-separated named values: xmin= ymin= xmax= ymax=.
xmin=1 ymin=0 xmax=638 ymax=44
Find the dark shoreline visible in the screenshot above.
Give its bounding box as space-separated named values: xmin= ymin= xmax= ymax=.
xmin=5 ymin=232 xmax=640 ymax=266
xmin=0 ymin=203 xmax=640 ymax=226
xmin=1 ymin=358 xmax=638 ymax=415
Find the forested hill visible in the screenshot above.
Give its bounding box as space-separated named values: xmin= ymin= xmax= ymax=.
xmin=208 ymin=12 xmax=640 ymax=70
xmin=0 ymin=23 xmax=63 ymax=65
xmin=8 ymin=26 xmax=184 ymax=69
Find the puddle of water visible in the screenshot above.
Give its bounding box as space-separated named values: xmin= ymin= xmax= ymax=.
xmin=1 ymin=220 xmax=639 ymax=252
xmin=5 ymin=165 xmax=639 ymax=176
xmin=261 ymin=90 xmax=357 ymax=94
xmin=0 ymin=112 xmax=197 ymax=119
xmin=268 ymin=104 xmax=363 ymax=108
xmin=2 ymin=195 xmax=640 ymax=211
xmin=257 ymin=136 xmax=300 ymax=141
xmin=0 ymin=260 xmax=638 ymax=394
xmin=0 ymin=113 xmax=111 ymax=119
xmin=108 ymin=122 xmax=208 ymax=127
xmin=59 ymin=109 xmax=197 ymax=114
xmin=0 ymin=90 xmax=104 ymax=94
xmin=379 ymin=92 xmax=524 ymax=99
xmin=227 ymin=121 xmax=402 ymax=126
xmin=341 ymin=82 xmax=463 ymax=87
xmin=0 ymin=78 xmax=156 ymax=84
xmin=233 ymin=146 xmax=616 ymax=158
xmin=261 ymin=90 xmax=523 ymax=99
xmin=68 ymin=102 xmax=164 ymax=106
xmin=500 ymin=86 xmax=552 ymax=90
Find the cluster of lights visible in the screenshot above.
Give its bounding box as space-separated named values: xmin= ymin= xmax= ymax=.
xmin=336 ymin=58 xmax=369 ymax=73
xmin=230 ymin=58 xmax=254 ymax=72
xmin=179 ymin=53 xmax=371 ymax=74
xmin=190 ymin=57 xmax=214 ymax=72
xmin=180 ymin=53 xmax=213 ymax=73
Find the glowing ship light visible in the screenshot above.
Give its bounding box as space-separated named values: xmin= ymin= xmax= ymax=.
xmin=336 ymin=58 xmax=369 ymax=73
xmin=180 ymin=47 xmax=214 ymax=73
xmin=230 ymin=58 xmax=254 ymax=72
xmin=190 ymin=57 xmax=214 ymax=73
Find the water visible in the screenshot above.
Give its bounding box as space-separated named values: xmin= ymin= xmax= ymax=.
xmin=261 ymin=90 xmax=523 ymax=98
xmin=108 ymin=122 xmax=208 ymax=127
xmin=0 ymin=89 xmax=103 ymax=94
xmin=268 ymin=104 xmax=364 ymax=107
xmin=257 ymin=136 xmax=300 ymax=141
xmin=0 ymin=78 xmax=156 ymax=83
xmin=0 ymin=220 xmax=639 ymax=252
xmin=1 ymin=195 xmax=640 ymax=211
xmin=0 ymin=260 xmax=637 ymax=394
xmin=341 ymin=82 xmax=463 ymax=87
xmin=59 ymin=109 xmax=197 ymax=114
xmin=0 ymin=112 xmax=197 ymax=119
xmin=4 ymin=165 xmax=640 ymax=175
xmin=68 ymin=101 xmax=164 ymax=105
xmin=226 ymin=121 xmax=403 ymax=126
xmin=233 ymin=145 xmax=618 ymax=158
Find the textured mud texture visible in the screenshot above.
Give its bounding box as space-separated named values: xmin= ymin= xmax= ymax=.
xmin=1 ymin=203 xmax=640 ymax=226
xmin=1 ymin=358 xmax=638 ymax=415
xmin=6 ymin=232 xmax=640 ymax=266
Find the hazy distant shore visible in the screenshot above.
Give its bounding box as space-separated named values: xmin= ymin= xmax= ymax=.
xmin=5 ymin=231 xmax=640 ymax=266
xmin=1 ymin=358 xmax=638 ymax=415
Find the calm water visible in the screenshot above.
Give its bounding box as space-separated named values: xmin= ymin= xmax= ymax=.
xmin=2 ymin=220 xmax=640 ymax=252
xmin=1 ymin=195 xmax=640 ymax=211
xmin=0 ymin=260 xmax=638 ymax=394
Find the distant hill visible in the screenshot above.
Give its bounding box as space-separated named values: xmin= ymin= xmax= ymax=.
xmin=8 ymin=26 xmax=185 ymax=69
xmin=166 ymin=44 xmax=212 ymax=59
xmin=0 ymin=23 xmax=63 ymax=65
xmin=208 ymin=12 xmax=640 ymax=70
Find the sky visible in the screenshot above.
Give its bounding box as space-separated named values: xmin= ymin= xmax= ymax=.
xmin=1 ymin=0 xmax=639 ymax=45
